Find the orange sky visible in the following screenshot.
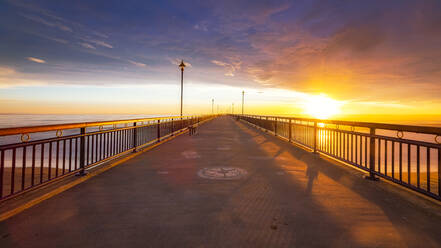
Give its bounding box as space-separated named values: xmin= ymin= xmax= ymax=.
xmin=1 ymin=1 xmax=441 ymax=123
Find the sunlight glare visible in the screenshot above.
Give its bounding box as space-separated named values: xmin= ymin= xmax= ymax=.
xmin=303 ymin=94 xmax=342 ymax=119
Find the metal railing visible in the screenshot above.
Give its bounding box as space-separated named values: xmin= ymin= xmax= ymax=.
xmin=235 ymin=114 xmax=441 ymax=201
xmin=0 ymin=115 xmax=215 ymax=201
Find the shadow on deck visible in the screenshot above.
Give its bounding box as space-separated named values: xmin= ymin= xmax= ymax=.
xmin=1 ymin=116 xmax=440 ymax=248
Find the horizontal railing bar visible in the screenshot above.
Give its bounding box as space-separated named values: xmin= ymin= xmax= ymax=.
xmin=318 ymin=127 xmax=368 ymax=136
xmin=318 ymin=126 xmax=441 ymax=148
xmin=0 ymin=115 xmax=202 ymax=136
xmin=242 ymin=114 xmax=441 ymax=135
xmin=320 ymin=147 xmax=440 ymax=200
xmin=236 ymin=114 xmax=441 ymax=202
xmin=291 ymin=122 xmax=314 ymax=128
xmin=375 ymin=172 xmax=441 ymax=200
xmin=374 ymin=134 xmax=441 ymax=148
xmin=0 ymin=142 xmax=139 ymax=203
xmin=247 ymin=120 xmax=314 ymax=150
xmin=0 ymin=120 xmax=180 ymax=149
xmin=0 ymin=115 xmax=215 ymax=201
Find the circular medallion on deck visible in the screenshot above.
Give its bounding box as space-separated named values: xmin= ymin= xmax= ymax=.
xmin=198 ymin=167 xmax=247 ymax=180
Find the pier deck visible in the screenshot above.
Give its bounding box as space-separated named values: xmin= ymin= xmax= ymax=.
xmin=1 ymin=116 xmax=441 ymax=247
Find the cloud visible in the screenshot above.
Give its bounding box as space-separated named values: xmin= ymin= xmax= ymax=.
xmin=14 ymin=2 xmax=113 ymax=51
xmin=0 ymin=66 xmax=49 ymax=88
xmin=78 ymin=37 xmax=113 ymax=49
xmin=91 ymin=40 xmax=113 ymax=49
xmin=194 ymin=22 xmax=209 ymax=32
xmin=0 ymin=67 xmax=16 ymax=76
xmin=20 ymin=13 xmax=73 ymax=32
xmin=41 ymin=36 xmax=68 ymax=44
xmin=27 ymin=57 xmax=46 ymax=63
xmin=4 ymin=0 xmax=441 ymax=106
xmin=92 ymin=31 xmax=109 ymax=39
xmin=353 ymin=101 xmax=411 ymax=109
xmin=128 ymin=60 xmax=147 ymax=67
xmin=224 ymin=0 xmax=441 ymax=101
xmin=79 ymin=42 xmax=96 ymax=50
xmin=211 ymin=60 xmax=241 ymax=76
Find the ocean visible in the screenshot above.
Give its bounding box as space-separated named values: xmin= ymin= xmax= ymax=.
xmin=0 ymin=114 xmax=165 ymax=129
xmin=1 ymin=114 xmax=441 ymax=129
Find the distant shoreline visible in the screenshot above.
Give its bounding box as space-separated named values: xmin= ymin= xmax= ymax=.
xmin=1 ymin=114 xmax=441 ymax=128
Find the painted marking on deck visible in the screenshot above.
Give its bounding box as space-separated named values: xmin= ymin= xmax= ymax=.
xmin=181 ymin=151 xmax=200 ymax=159
xmin=198 ymin=167 xmax=247 ymax=180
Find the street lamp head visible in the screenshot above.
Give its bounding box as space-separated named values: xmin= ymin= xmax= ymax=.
xmin=179 ymin=60 xmax=186 ymax=71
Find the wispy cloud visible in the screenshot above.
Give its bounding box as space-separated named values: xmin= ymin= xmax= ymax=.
xmin=91 ymin=40 xmax=113 ymax=49
xmin=14 ymin=2 xmax=113 ymax=52
xmin=41 ymin=36 xmax=68 ymax=44
xmin=0 ymin=67 xmax=16 ymax=76
xmin=79 ymin=43 xmax=96 ymax=50
xmin=194 ymin=22 xmax=209 ymax=32
xmin=351 ymin=100 xmax=411 ymax=109
xmin=27 ymin=57 xmax=46 ymax=64
xmin=4 ymin=0 xmax=441 ymax=107
xmin=211 ymin=60 xmax=241 ymax=76
xmin=0 ymin=66 xmax=49 ymax=88
xmin=20 ymin=13 xmax=73 ymax=32
xmin=78 ymin=37 xmax=113 ymax=49
xmin=128 ymin=60 xmax=147 ymax=67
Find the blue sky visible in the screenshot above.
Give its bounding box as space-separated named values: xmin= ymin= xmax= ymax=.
xmin=1 ymin=0 xmax=441 ymax=116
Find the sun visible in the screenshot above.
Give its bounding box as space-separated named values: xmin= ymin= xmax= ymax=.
xmin=303 ymin=94 xmax=342 ymax=119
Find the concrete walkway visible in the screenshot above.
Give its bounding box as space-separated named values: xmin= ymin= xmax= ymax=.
xmin=1 ymin=116 xmax=441 ymax=248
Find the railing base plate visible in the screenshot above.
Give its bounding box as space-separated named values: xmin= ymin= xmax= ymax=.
xmin=75 ymin=171 xmax=88 ymax=177
xmin=364 ymin=175 xmax=379 ymax=181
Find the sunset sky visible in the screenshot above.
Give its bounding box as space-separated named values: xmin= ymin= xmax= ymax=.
xmin=1 ymin=0 xmax=441 ymax=120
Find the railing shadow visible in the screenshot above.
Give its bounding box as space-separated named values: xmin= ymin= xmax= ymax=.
xmin=235 ymin=117 xmax=441 ymax=247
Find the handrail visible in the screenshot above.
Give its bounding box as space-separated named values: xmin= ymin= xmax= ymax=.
xmin=0 ymin=114 xmax=217 ymax=201
xmin=235 ymin=114 xmax=441 ymax=201
xmin=240 ymin=114 xmax=441 ymax=135
xmin=0 ymin=115 xmax=205 ymax=136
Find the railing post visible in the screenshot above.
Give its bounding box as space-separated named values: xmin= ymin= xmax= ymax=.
xmin=171 ymin=118 xmax=174 ymax=136
xmin=313 ymin=121 xmax=318 ymax=154
xmin=77 ymin=127 xmax=87 ymax=176
xmin=133 ymin=122 xmax=137 ymax=152
xmin=289 ymin=119 xmax=292 ymax=142
xmin=265 ymin=117 xmax=268 ymax=132
xmin=275 ymin=117 xmax=278 ymax=136
xmin=157 ymin=119 xmax=161 ymax=142
xmin=366 ymin=127 xmax=378 ymax=180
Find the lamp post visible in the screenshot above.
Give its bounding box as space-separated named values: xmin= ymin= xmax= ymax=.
xmin=179 ymin=60 xmax=186 ymax=116
xmin=212 ymin=99 xmax=214 ymax=114
xmin=241 ymin=90 xmax=244 ymax=115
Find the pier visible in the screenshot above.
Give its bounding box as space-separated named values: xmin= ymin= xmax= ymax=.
xmin=0 ymin=116 xmax=440 ymax=247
